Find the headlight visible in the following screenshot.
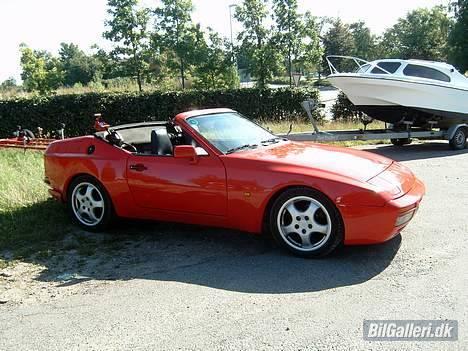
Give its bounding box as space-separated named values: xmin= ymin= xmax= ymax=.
xmin=367 ymin=175 xmax=401 ymax=197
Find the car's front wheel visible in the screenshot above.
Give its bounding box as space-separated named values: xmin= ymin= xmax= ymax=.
xmin=269 ymin=187 xmax=344 ymax=258
xmin=67 ymin=176 xmax=113 ymax=231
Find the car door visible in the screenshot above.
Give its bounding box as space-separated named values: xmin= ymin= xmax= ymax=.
xmin=126 ymin=151 xmax=227 ymax=217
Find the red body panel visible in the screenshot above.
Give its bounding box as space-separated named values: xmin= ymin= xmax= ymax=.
xmin=44 ymin=109 xmax=425 ymax=245
xmin=126 ymin=153 xmax=227 ymax=216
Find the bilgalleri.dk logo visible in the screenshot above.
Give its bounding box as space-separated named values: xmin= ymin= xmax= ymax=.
xmin=363 ymin=320 xmax=458 ymax=341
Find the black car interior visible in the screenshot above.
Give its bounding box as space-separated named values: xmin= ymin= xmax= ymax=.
xmin=151 ymin=129 xmax=173 ymax=156
xmin=97 ymin=121 xmax=198 ymax=156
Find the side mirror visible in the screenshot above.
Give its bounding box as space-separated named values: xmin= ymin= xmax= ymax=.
xmin=174 ymin=145 xmax=198 ymax=163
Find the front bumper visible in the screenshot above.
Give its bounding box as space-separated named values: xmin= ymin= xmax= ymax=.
xmin=343 ymin=178 xmax=425 ymax=245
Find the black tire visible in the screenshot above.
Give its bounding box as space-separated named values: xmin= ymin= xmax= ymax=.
xmin=390 ymin=138 xmax=412 ymax=146
xmin=449 ymin=128 xmax=467 ymax=150
xmin=67 ymin=175 xmax=113 ymax=231
xmin=269 ymin=187 xmax=344 ymax=258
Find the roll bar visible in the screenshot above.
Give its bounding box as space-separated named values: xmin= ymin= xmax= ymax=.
xmin=325 ymin=55 xmax=393 ymax=75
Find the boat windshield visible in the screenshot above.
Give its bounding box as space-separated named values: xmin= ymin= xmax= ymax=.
xmin=355 ymin=64 xmax=370 ymax=73
xmin=370 ymin=62 xmax=401 ymax=74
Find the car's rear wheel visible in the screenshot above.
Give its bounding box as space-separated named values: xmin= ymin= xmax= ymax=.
xmin=269 ymin=187 xmax=344 ymax=258
xmin=390 ymin=138 xmax=412 ymax=146
xmin=449 ymin=127 xmax=467 ymax=150
xmin=68 ymin=176 xmax=113 ymax=231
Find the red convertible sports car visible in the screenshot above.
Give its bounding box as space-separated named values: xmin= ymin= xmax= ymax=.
xmin=44 ymin=108 xmax=425 ymax=257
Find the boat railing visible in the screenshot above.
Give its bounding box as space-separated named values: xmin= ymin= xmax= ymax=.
xmin=325 ymin=55 xmax=393 ymax=75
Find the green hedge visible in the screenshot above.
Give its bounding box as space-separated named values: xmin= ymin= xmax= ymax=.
xmin=0 ymin=88 xmax=319 ymax=137
xmin=330 ymin=91 xmax=362 ymax=120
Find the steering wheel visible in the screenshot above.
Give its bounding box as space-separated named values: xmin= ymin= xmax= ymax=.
xmin=106 ymin=129 xmax=124 ymax=146
xmin=121 ymin=142 xmax=137 ymax=153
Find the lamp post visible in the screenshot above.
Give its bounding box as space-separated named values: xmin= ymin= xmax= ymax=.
xmin=229 ymin=4 xmax=236 ymax=48
xmin=229 ymin=4 xmax=240 ymax=86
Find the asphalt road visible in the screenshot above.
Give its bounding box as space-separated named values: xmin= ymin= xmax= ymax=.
xmin=1 ymin=142 xmax=467 ymax=351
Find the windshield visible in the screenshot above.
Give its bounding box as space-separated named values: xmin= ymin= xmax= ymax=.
xmin=186 ymin=112 xmax=279 ymax=154
xmin=371 ymin=61 xmax=401 ymax=74
xmin=355 ymin=64 xmax=370 ymax=73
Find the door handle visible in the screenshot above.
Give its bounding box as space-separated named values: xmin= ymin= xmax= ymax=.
xmin=129 ymin=163 xmax=147 ymax=172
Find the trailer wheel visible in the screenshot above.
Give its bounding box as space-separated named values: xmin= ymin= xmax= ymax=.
xmin=391 ymin=138 xmax=412 ymax=146
xmin=449 ymin=128 xmax=467 ymax=150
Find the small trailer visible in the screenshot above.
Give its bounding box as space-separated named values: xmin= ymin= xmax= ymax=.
xmin=279 ymin=100 xmax=468 ymax=150
xmin=0 ymin=124 xmax=66 ymax=151
xmin=0 ymin=137 xmax=57 ymax=151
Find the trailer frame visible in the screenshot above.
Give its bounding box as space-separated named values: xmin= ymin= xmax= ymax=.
xmin=278 ymin=100 xmax=468 ymax=150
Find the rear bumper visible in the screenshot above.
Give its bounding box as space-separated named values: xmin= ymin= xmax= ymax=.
xmin=45 ymin=175 xmax=64 ymax=202
xmin=343 ymin=178 xmax=425 ymax=245
xmin=48 ymin=188 xmax=64 ymax=202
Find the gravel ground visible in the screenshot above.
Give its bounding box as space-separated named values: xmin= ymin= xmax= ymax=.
xmin=0 ymin=141 xmax=467 ymax=351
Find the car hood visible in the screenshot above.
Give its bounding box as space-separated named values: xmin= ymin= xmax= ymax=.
xmin=231 ymin=141 xmax=394 ymax=183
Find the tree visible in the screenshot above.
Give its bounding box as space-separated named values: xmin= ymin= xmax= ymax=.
xmin=296 ymin=12 xmax=322 ymax=75
xmin=449 ymin=0 xmax=468 ymax=72
xmin=19 ymin=44 xmax=63 ymax=94
xmin=0 ymin=77 xmax=17 ymax=90
xmin=322 ymin=19 xmax=355 ymax=73
xmin=272 ymin=0 xmax=303 ymax=87
xmin=193 ymin=30 xmax=239 ymax=89
xmin=235 ymin=0 xmax=280 ymax=88
xmin=59 ymin=43 xmax=101 ymax=86
xmin=379 ymin=6 xmax=452 ymax=61
xmin=349 ymin=21 xmax=377 ymax=60
xmin=155 ymin=0 xmax=196 ymax=89
xmin=104 ymin=0 xmax=150 ymax=92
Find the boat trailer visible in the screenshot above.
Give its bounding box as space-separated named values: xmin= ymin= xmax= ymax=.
xmin=279 ymin=100 xmax=468 ymax=150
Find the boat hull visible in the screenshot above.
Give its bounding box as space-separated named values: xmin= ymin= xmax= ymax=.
xmin=328 ymin=75 xmax=468 ymax=128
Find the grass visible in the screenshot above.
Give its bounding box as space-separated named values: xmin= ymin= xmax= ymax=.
xmin=0 ymin=149 xmax=150 ymax=265
xmin=0 ymin=149 xmax=72 ymax=260
xmin=260 ymin=119 xmax=386 ymax=134
xmin=0 ymin=150 xmax=48 ymax=212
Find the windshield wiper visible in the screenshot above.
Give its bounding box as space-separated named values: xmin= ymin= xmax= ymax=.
xmin=260 ymin=137 xmax=283 ymax=145
xmin=226 ymin=144 xmax=258 ymax=154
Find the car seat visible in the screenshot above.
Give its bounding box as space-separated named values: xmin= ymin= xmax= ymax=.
xmin=151 ymin=129 xmax=173 ymax=156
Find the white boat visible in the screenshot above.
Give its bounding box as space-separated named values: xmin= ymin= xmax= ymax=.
xmin=326 ymin=56 xmax=468 ymax=129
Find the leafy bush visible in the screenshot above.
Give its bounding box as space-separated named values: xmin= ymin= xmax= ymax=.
xmin=312 ymin=79 xmax=332 ymax=87
xmin=0 ymin=88 xmax=319 ymax=137
xmin=330 ymin=91 xmax=362 ymax=120
xmin=268 ymin=77 xmax=310 ymax=86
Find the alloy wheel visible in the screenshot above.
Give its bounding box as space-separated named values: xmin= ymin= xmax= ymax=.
xmin=277 ymin=196 xmax=332 ymax=252
xmin=71 ymin=182 xmax=105 ymax=226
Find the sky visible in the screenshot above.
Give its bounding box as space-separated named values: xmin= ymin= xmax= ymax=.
xmin=0 ymin=0 xmax=449 ymax=82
